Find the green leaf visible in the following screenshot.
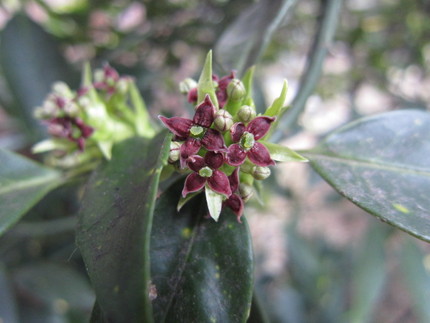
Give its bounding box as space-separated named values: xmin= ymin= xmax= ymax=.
xmin=13 ymin=263 xmax=95 ymax=311
xmin=0 ymin=149 xmax=63 ymax=237
xmin=76 ymin=132 xmax=171 ymax=323
xmin=0 ymin=263 xmax=19 ymax=323
xmin=303 ymin=110 xmax=430 ymax=242
xmin=215 ymin=0 xmax=296 ymax=74
xmin=128 ymin=82 xmax=157 ymax=137
xmin=348 ymin=224 xmax=387 ymax=323
xmin=264 ymin=79 xmax=288 ymax=117
xmin=197 ymin=50 xmax=218 ymax=108
xmin=241 ymin=66 xmax=255 ymax=107
xmin=0 ymin=15 xmax=76 ymax=139
xmin=400 ymin=239 xmax=430 ymax=322
xmin=260 ymin=141 xmax=308 ymax=163
xmin=151 ymin=180 xmax=254 ymax=322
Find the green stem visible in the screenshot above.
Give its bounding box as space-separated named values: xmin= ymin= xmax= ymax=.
xmin=273 ymin=0 xmax=343 ymax=143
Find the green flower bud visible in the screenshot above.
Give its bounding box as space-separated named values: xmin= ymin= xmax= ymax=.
xmin=252 ymin=166 xmax=271 ymax=180
xmin=53 ymin=82 xmax=73 ymax=98
xmin=227 ymin=79 xmax=246 ymax=101
xmin=179 ymin=78 xmax=197 ymax=95
xmin=239 ymin=183 xmax=254 ymax=202
xmin=237 ymin=105 xmax=256 ymax=123
xmin=116 ymin=78 xmax=130 ymax=94
xmin=214 ymin=109 xmax=234 ymax=132
xmin=168 ymin=141 xmax=181 ymax=163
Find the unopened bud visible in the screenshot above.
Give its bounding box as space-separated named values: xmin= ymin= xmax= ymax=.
xmin=53 ymin=82 xmax=73 ymax=98
xmin=214 ymin=110 xmax=234 ymax=132
xmin=116 ymin=78 xmax=129 ymax=94
xmin=168 ymin=141 xmax=181 ymax=163
xmin=237 ymin=105 xmax=256 ymax=123
xmin=252 ymin=166 xmax=271 ymax=180
xmin=239 ymin=183 xmax=254 ymax=202
xmin=179 ymin=78 xmax=197 ymax=95
xmin=227 ymin=79 xmax=246 ymax=101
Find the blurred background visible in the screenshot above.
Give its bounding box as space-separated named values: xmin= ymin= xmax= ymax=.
xmin=1 ymin=0 xmax=430 ymax=322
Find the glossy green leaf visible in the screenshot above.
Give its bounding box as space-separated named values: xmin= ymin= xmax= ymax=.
xmin=260 ymin=141 xmax=308 ymax=163
xmin=77 ymin=132 xmax=170 ymax=323
xmin=0 ymin=149 xmax=63 ymax=237
xmin=198 ymin=50 xmax=218 ymax=108
xmin=0 ymin=15 xmax=76 ymax=138
xmin=151 ymin=180 xmax=254 ymax=322
xmin=400 ymin=239 xmax=430 ymax=322
xmin=303 ymin=110 xmax=430 ymax=242
xmin=215 ymin=0 xmax=297 ymax=74
xmin=264 ymin=79 xmax=288 ymax=117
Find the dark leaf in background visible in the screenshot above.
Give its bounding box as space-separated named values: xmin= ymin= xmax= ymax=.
xmin=400 ymin=239 xmax=430 ymax=322
xmin=0 ymin=15 xmax=77 ymax=139
xmin=151 ymin=180 xmax=254 ymax=323
xmin=304 ymin=110 xmax=430 ymax=242
xmin=0 ymin=149 xmax=63 ymax=237
xmin=215 ymin=0 xmax=296 ymax=75
xmin=77 ymin=132 xmax=170 ymax=323
xmin=348 ymin=224 xmax=387 ymax=323
xmin=0 ymin=263 xmax=19 ymax=323
xmin=13 ymin=262 xmax=95 ymax=311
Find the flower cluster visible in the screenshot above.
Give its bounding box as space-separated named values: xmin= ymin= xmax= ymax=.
xmin=33 ymin=64 xmax=156 ymax=169
xmin=159 ymin=53 xmax=306 ymax=222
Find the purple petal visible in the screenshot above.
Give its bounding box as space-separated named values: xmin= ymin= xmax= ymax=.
xmin=75 ymin=118 xmax=94 ymax=138
xmin=159 ymin=116 xmax=193 ymax=138
xmin=248 ymin=142 xmax=275 ymax=166
xmin=207 ymin=170 xmax=232 ymax=197
xmin=187 ymin=87 xmax=198 ymax=103
xmin=186 ymin=155 xmax=206 ymax=172
xmin=224 ymin=194 xmax=244 ymax=223
xmin=226 ymin=144 xmax=247 ymax=166
xmin=204 ymin=151 xmax=224 ymax=170
xmin=180 ymin=138 xmax=201 ymax=168
xmin=216 ymin=71 xmax=235 ymax=108
xmin=228 ymin=168 xmax=240 ymax=192
xmin=182 ymin=173 xmax=206 ymax=197
xmin=230 ymin=122 xmax=246 ymax=143
xmin=246 ymin=116 xmax=276 ymax=140
xmin=193 ymin=95 xmax=215 ymax=128
xmin=201 ymin=128 xmax=226 ymax=151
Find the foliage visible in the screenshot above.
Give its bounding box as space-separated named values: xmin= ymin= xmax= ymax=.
xmin=1 ymin=0 xmax=430 ymax=322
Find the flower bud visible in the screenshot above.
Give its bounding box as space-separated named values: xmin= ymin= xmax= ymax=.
xmin=239 ymin=183 xmax=254 ymax=202
xmin=237 ymin=105 xmax=256 ymax=123
xmin=252 ymin=166 xmax=271 ymax=180
xmin=179 ymin=78 xmax=197 ymax=95
xmin=227 ymin=79 xmax=246 ymax=101
xmin=116 ymin=78 xmax=130 ymax=94
xmin=168 ymin=141 xmax=181 ymax=163
xmin=213 ymin=109 xmax=234 ymax=132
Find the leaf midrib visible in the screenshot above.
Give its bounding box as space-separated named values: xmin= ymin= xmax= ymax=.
xmin=0 ymin=172 xmax=61 ymax=195
xmin=303 ymin=152 xmax=430 ymax=177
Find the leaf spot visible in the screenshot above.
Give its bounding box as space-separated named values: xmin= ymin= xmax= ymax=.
xmin=181 ymin=227 xmax=192 ymax=239
xmin=392 ymin=203 xmax=410 ymax=214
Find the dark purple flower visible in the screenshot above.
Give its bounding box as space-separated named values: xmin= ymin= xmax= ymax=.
xmin=47 ymin=117 xmax=94 ymax=151
xmin=186 ymin=72 xmax=235 ymax=108
xmin=223 ymin=168 xmax=244 ymax=222
xmin=226 ymin=116 xmax=276 ymax=167
xmin=216 ymin=71 xmax=235 ymax=108
xmin=159 ymin=95 xmax=226 ymax=167
xmin=182 ymin=151 xmax=232 ymax=198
